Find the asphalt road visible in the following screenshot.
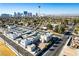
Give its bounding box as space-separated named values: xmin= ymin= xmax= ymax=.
xmin=43 ymin=25 xmax=74 ymax=56
xmin=0 ymin=34 xmax=33 ymax=56
xmin=43 ymin=36 xmax=67 ymax=56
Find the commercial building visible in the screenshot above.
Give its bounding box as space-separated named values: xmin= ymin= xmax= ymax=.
xmin=27 ymin=12 xmax=32 ymax=17
xmin=24 ymin=11 xmax=28 ymax=16
xmin=1 ymin=14 xmax=12 ymax=18
xmin=14 ymin=12 xmax=22 ymax=17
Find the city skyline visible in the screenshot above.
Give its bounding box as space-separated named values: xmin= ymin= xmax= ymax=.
xmin=0 ymin=3 xmax=79 ymax=15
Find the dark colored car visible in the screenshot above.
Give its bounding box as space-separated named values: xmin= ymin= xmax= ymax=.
xmin=55 ymin=41 xmax=61 ymax=44
xmin=64 ymin=31 xmax=72 ymax=35
xmin=35 ymin=48 xmax=41 ymax=54
xmin=58 ymin=39 xmax=63 ymax=41
xmin=53 ymin=44 xmax=58 ymax=47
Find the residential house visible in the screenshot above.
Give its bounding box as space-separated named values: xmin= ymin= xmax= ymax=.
xmin=20 ymin=39 xmax=32 ymax=48
xmin=51 ymin=24 xmax=59 ymax=31
xmin=27 ymin=44 xmax=36 ymax=52
xmin=40 ymin=32 xmax=52 ymax=43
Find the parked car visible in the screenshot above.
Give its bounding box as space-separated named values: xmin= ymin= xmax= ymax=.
xmin=64 ymin=31 xmax=72 ymax=35
xmin=58 ymin=39 xmax=63 ymax=41
xmin=49 ymin=46 xmax=55 ymax=51
xmin=34 ymin=48 xmax=41 ymax=54
xmin=55 ymin=41 xmax=61 ymax=44
xmin=53 ymin=44 xmax=58 ymax=47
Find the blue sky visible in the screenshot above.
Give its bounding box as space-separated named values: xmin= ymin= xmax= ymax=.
xmin=0 ymin=3 xmax=79 ymax=15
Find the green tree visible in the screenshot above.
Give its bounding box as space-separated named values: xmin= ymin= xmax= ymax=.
xmin=58 ymin=25 xmax=65 ymax=34
xmin=73 ymin=19 xmax=77 ymax=25
xmin=54 ymin=25 xmax=59 ymax=33
xmin=47 ymin=24 xmax=53 ymax=30
xmin=15 ymin=21 xmax=18 ymax=24
xmin=64 ymin=19 xmax=68 ymax=25
xmin=76 ymin=18 xmax=79 ymax=24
